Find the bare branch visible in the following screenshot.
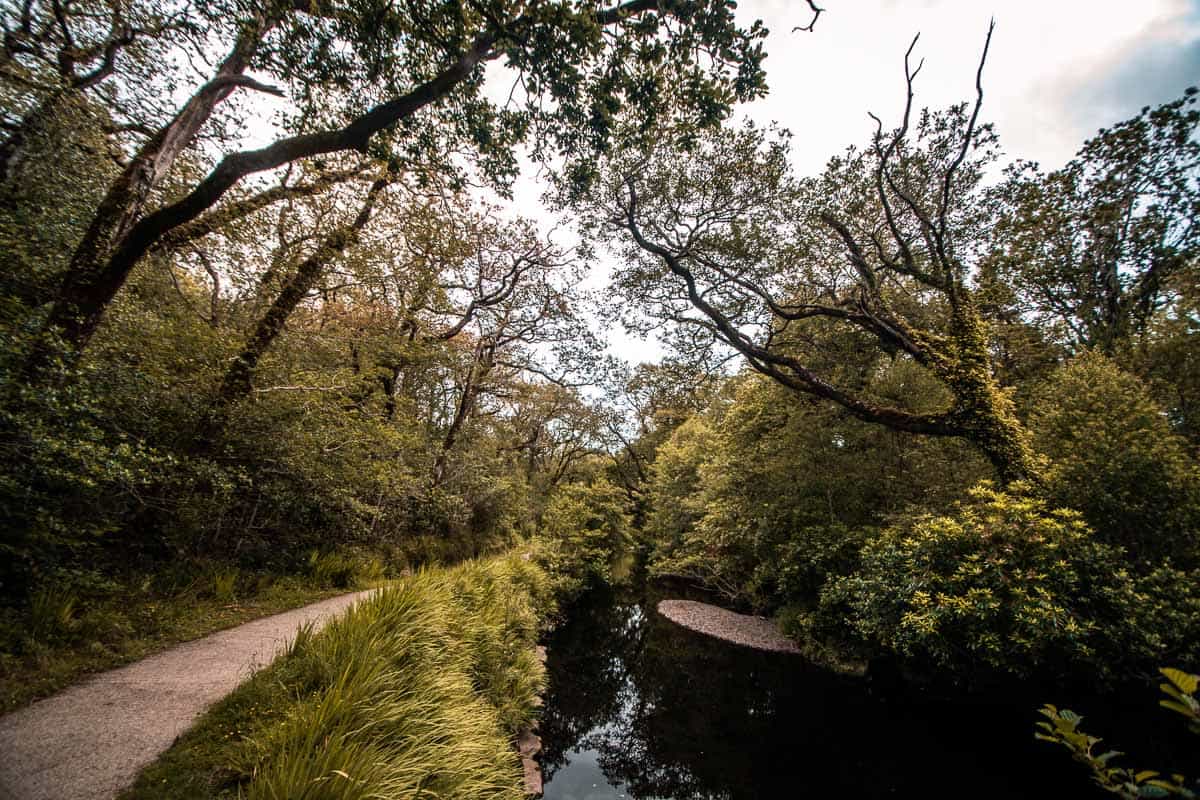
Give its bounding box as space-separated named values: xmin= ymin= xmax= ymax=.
xmin=791 ymin=1 xmax=824 ymax=33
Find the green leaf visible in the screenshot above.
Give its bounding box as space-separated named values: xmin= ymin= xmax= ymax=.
xmin=1160 ymin=699 xmax=1194 ymax=716
xmin=1161 ymin=668 xmax=1198 ymax=695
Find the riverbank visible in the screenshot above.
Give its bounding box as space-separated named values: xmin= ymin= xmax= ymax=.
xmin=121 ymin=552 xmax=559 ymax=800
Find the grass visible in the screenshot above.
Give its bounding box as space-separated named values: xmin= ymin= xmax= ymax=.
xmin=120 ymin=552 xmax=551 ymax=800
xmin=0 ymin=553 xmax=391 ymax=713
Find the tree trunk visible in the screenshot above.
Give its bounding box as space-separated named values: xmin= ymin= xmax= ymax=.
xmin=22 ymin=14 xmax=273 ymax=378
xmin=432 ymin=340 xmax=494 ymax=487
xmin=939 ymin=300 xmax=1041 ymax=487
xmin=199 ymin=178 xmax=387 ymax=441
xmin=23 ymin=28 xmax=495 ymax=383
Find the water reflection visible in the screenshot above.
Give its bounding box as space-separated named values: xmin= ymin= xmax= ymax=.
xmin=538 ymin=583 xmax=1109 ymax=800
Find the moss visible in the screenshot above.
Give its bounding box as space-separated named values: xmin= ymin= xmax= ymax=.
xmin=937 ymin=298 xmax=1041 ymax=486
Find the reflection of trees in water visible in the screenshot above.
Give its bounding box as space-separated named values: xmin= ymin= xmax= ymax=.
xmin=539 ymin=586 xmax=1113 ymax=800
xmin=538 ymin=587 xmax=647 ymax=781
xmin=578 ymin=606 xmax=800 ymax=800
xmin=540 ymin=586 xmax=819 ymax=799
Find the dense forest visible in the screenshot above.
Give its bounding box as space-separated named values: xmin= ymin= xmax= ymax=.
xmin=0 ymin=1 xmax=1198 ymax=798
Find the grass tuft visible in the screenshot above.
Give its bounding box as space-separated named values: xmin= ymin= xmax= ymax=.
xmin=122 ymin=552 xmax=551 ymax=800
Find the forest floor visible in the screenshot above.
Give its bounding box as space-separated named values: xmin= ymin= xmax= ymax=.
xmin=657 ymin=599 xmax=802 ymax=654
xmin=0 ymin=589 xmax=374 ymax=800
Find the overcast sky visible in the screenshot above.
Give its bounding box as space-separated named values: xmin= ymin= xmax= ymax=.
xmin=497 ymin=0 xmax=1200 ymax=365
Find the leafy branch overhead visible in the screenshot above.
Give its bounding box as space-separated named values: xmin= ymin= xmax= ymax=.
xmin=5 ymin=0 xmax=771 ymax=377
xmin=580 ymin=23 xmax=1042 ymax=484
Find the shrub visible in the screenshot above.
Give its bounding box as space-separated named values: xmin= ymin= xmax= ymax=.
xmin=822 ymin=483 xmax=1153 ymax=683
xmin=306 ymin=550 xmax=359 ymax=589
xmin=1028 ymin=353 xmax=1200 ymax=567
xmin=28 ymin=585 xmax=78 ymax=640
xmin=745 ymin=523 xmax=875 ymax=611
xmin=210 ymin=569 xmax=240 ymax=603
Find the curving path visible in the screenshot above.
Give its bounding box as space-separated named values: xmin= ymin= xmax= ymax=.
xmin=0 ymin=590 xmax=375 ymax=800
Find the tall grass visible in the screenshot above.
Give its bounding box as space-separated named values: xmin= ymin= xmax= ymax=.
xmin=124 ymin=552 xmax=552 ymax=800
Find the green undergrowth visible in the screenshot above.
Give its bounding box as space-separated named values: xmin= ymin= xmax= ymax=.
xmin=0 ymin=550 xmax=390 ymax=713
xmin=121 ymin=551 xmax=555 ymax=800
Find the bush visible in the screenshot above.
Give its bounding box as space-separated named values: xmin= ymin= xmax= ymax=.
xmin=1028 ymin=352 xmax=1200 ymax=567
xmin=28 ymin=584 xmax=78 ymax=640
xmin=822 ymin=483 xmax=1155 ymax=684
xmin=536 ymin=479 xmax=633 ymax=594
xmin=745 ymin=523 xmax=874 ymax=611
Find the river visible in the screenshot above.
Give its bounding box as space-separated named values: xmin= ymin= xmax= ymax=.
xmin=536 ymin=582 xmax=1187 ymax=800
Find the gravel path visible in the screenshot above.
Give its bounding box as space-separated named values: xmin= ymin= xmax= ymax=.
xmin=657 ymin=599 xmax=801 ymax=654
xmin=0 ymin=589 xmax=375 ymax=800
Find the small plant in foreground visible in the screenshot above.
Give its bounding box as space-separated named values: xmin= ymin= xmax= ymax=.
xmin=210 ymin=570 xmax=239 ymax=603
xmin=1036 ymin=668 xmax=1199 ymax=798
xmin=29 ymin=585 xmax=78 ymax=639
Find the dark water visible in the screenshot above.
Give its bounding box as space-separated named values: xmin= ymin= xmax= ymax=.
xmin=537 ymin=583 xmax=1188 ymax=800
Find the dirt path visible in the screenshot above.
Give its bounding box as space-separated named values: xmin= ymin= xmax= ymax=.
xmin=657 ymin=599 xmax=801 ymax=654
xmin=0 ymin=589 xmax=375 ymax=800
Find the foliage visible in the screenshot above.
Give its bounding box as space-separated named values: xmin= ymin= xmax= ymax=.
xmin=1028 ymin=352 xmax=1200 ymax=567
xmin=536 ymin=478 xmax=633 ymax=598
xmin=0 ymin=152 xmax=609 ymax=605
xmin=987 ymin=90 xmax=1200 ymax=354
xmin=122 ymin=553 xmax=563 ymax=800
xmin=643 ymin=374 xmax=987 ymax=609
xmin=822 ymin=484 xmax=1156 ymax=683
xmin=1036 ymin=668 xmax=1199 ymax=798
xmin=580 ymin=70 xmax=1041 ymax=482
xmin=643 ymin=413 xmax=721 ymax=579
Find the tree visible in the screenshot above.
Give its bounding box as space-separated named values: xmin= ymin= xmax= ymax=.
xmin=17 ymin=0 xmax=778 ymax=379
xmin=1027 ymin=352 xmax=1200 ymax=567
xmin=643 ymin=368 xmax=989 ymax=608
xmin=205 ymin=169 xmax=393 ymax=431
xmin=986 ymin=89 xmax=1200 ymax=355
xmin=503 ymin=382 xmax=604 ymax=490
xmin=0 ymin=0 xmax=196 ymax=187
xmin=599 ymin=361 xmax=719 ymax=509
xmin=582 ymin=27 xmax=1040 ymax=484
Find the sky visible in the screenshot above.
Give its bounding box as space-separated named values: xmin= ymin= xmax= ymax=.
xmin=226 ymin=1 xmax=1199 ymax=368
xmin=483 ymin=0 xmax=1200 ymax=366
xmin=735 ymin=0 xmax=1200 ymax=175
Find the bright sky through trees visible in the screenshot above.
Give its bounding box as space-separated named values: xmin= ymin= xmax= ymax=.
xmin=484 ymin=0 xmax=1200 ymax=364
